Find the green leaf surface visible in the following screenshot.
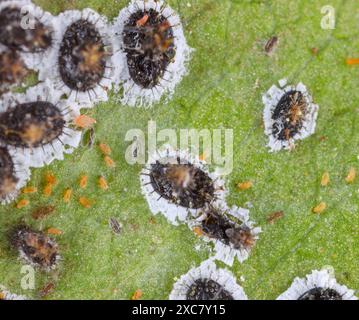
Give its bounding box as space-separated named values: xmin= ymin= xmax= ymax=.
xmin=0 ymin=0 xmax=358 ymax=299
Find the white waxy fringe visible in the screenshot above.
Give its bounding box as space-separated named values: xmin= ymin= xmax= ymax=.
xmin=38 ymin=9 xmax=115 ymax=106
xmin=0 ymin=80 xmax=82 ymax=168
xmin=277 ymin=269 xmax=358 ymax=300
xmin=111 ymin=0 xmax=193 ymax=107
xmin=140 ymin=144 xmax=226 ymax=226
xmin=188 ymin=204 xmax=261 ymax=266
xmin=0 ymin=147 xmax=31 ymax=205
xmin=0 ymin=0 xmax=56 ymax=69
xmin=262 ymin=79 xmax=319 ymax=152
xmin=169 ymin=259 xmax=247 ymax=300
xmin=0 ymin=284 xmax=27 ymax=300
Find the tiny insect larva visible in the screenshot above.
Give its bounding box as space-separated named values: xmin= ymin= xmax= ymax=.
xmin=79 ymin=197 xmax=92 ymax=208
xmin=192 ymin=227 xmax=204 ymax=237
xmin=345 ymin=167 xmax=356 ymax=184
xmin=321 ymin=172 xmax=330 ymax=186
xmin=74 ymin=115 xmax=97 ymax=129
xmin=131 ymin=289 xmax=143 ymax=300
xmin=273 ymin=91 xmax=308 ymax=142
xmin=63 ymin=188 xmax=73 ymax=203
xmin=104 ymin=156 xmax=116 ymax=168
xmin=43 ymin=184 xmax=53 ymax=197
xmin=99 ymin=142 xmax=112 ymax=155
xmin=37 ymin=8 xmax=114 ymax=105
xmin=79 ymin=175 xmax=88 ymax=189
xmin=346 ymin=58 xmax=359 ymax=66
xmin=46 ymin=173 xmax=57 ymax=186
xmin=98 ymin=176 xmax=109 ymax=190
xmin=237 ymin=181 xmax=253 ymax=191
xmin=312 ymin=202 xmax=326 ymax=214
xmin=22 ymin=186 xmax=38 ymax=194
xmin=16 ymin=199 xmax=29 ymax=209
xmin=47 ymin=228 xmax=63 ymax=236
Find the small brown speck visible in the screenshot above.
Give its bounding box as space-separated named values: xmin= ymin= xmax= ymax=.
xmin=31 ymin=205 xmax=55 ymax=220
xmin=311 ymin=47 xmax=319 ymax=55
xmin=47 ymin=228 xmax=63 ymax=236
xmin=267 ymin=211 xmax=284 ymax=224
xmin=109 ymin=217 xmax=122 ymax=235
xmin=39 ymin=283 xmax=55 ymax=298
xmin=265 ymin=36 xmax=278 ymax=55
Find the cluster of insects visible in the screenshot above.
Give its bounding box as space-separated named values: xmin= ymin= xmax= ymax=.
xmin=1 ymin=1 xmax=181 ymax=298
xmin=0 ymin=1 xmax=357 ymax=301
xmin=140 ymin=145 xmax=261 ymax=267
xmin=0 ymin=0 xmax=191 ymax=203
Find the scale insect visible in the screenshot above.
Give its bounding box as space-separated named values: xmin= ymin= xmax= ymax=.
xmin=169 ymin=259 xmax=247 ymax=300
xmin=277 ymin=269 xmax=358 ymax=300
xmin=0 ymin=1 xmax=53 ymax=53
xmin=140 ymin=145 xmax=226 ymax=225
xmin=9 ymin=225 xmax=60 ymax=271
xmin=262 ymin=79 xmax=319 ymax=152
xmin=0 ymin=146 xmax=31 ymax=204
xmin=111 ymin=0 xmax=193 ymax=107
xmin=0 ymin=46 xmax=28 ymax=94
xmin=188 ymin=204 xmax=261 ymax=266
xmin=0 ymin=82 xmax=82 ymax=168
xmin=38 ymin=9 xmax=115 ymax=105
